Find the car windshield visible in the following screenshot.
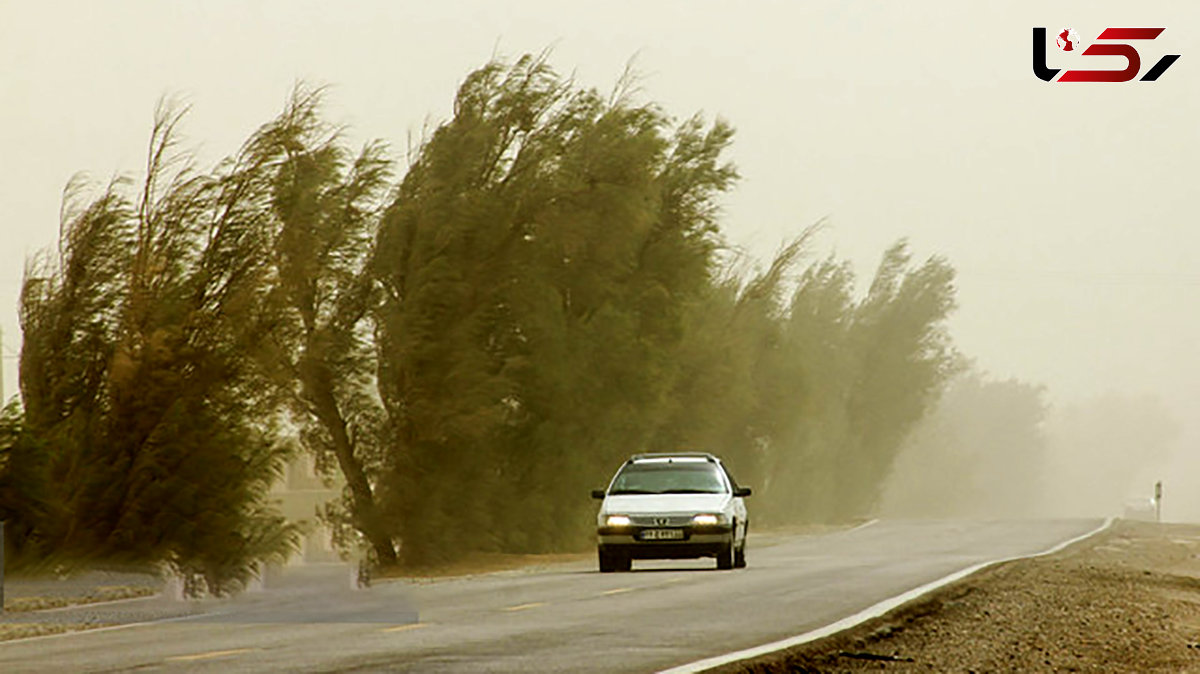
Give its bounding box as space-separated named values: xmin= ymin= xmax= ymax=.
xmin=608 ymin=461 xmax=727 ymax=495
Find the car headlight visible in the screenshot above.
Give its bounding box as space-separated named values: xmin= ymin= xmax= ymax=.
xmin=605 ymin=514 xmax=632 ymax=527
xmin=692 ymin=514 xmax=722 ymax=526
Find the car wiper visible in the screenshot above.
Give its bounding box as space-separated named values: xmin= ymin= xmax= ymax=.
xmin=661 ymin=489 xmax=721 ymax=494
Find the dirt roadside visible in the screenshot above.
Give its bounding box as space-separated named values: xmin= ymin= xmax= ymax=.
xmin=717 ymin=519 xmax=1200 ymax=673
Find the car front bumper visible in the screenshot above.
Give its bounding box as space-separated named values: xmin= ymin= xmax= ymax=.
xmin=597 ymin=525 xmax=733 ymax=559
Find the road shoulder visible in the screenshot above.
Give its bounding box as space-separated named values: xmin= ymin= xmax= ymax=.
xmin=715 ymin=519 xmax=1200 ymax=673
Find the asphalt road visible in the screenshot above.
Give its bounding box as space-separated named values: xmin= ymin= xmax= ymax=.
xmin=0 ymin=519 xmax=1103 ymax=673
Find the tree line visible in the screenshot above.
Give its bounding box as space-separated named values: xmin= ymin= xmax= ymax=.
xmin=0 ymin=54 xmax=958 ymax=589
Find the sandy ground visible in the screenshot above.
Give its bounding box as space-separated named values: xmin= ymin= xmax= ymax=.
xmin=719 ymin=519 xmax=1200 ymax=673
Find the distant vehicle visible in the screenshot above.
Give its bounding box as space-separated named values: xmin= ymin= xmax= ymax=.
xmin=590 ymin=452 xmax=750 ymax=572
xmin=1123 ymin=497 xmax=1157 ymax=521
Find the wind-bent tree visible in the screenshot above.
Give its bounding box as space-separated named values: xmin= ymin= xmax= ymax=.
xmin=831 ymin=242 xmax=959 ymax=518
xmin=0 ymin=400 xmax=48 ymax=563
xmin=759 ymin=254 xmax=859 ymax=519
xmin=654 ymin=237 xmax=959 ymax=524
xmin=649 ymin=232 xmax=815 ymax=494
xmin=248 ymin=88 xmax=398 ymax=566
xmin=17 ymin=103 xmax=297 ymax=591
xmin=6 ymin=54 xmax=968 ymax=575
xmin=371 ymin=55 xmax=737 ymax=564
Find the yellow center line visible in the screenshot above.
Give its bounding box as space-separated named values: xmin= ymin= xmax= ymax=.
xmin=381 ymin=622 xmax=427 ymax=633
xmin=165 ymin=648 xmax=257 ymax=662
xmin=601 ymin=587 xmax=633 ymax=596
xmin=504 ymin=602 xmax=546 ymax=612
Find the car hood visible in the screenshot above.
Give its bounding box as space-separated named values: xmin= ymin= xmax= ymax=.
xmin=602 ymin=493 xmax=732 ymax=514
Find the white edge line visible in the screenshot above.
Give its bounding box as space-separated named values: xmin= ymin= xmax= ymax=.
xmin=657 ymin=517 xmax=1115 ymax=674
xmin=30 ymin=593 xmax=162 ymax=614
xmin=844 ymin=518 xmax=879 ymax=534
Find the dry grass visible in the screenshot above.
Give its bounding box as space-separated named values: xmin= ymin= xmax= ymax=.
xmin=3 ymin=585 xmax=157 ymax=613
xmin=0 ymin=623 xmax=115 ymax=641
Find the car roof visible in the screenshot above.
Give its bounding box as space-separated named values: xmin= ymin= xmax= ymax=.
xmin=627 ymin=452 xmax=721 ymax=464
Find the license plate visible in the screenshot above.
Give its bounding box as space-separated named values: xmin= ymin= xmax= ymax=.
xmin=640 ymin=529 xmax=684 ymax=541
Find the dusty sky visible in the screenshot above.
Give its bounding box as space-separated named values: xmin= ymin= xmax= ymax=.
xmin=2 ymin=2 xmax=1197 ymax=468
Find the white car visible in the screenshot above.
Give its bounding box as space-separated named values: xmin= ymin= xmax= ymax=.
xmin=591 ymin=453 xmax=751 ymax=572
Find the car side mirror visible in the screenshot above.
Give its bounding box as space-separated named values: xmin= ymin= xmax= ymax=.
xmin=591 ymin=489 xmax=606 ymax=500
xmin=734 ymin=487 xmax=752 ymax=497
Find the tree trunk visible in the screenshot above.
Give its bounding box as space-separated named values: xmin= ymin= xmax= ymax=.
xmin=305 ymin=369 xmax=397 ymax=568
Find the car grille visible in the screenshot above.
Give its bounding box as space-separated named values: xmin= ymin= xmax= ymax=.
xmin=629 ymin=514 xmax=693 ymax=527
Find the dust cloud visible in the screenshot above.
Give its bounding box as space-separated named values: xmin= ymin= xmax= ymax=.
xmin=881 ymin=376 xmax=1186 ymax=522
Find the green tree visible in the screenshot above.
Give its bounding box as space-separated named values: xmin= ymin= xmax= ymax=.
xmin=756 ymin=253 xmax=858 ymax=520
xmin=246 ymin=87 xmax=399 ymax=566
xmin=371 ymin=55 xmax=736 ymax=564
xmin=680 ymin=239 xmax=959 ymax=524
xmin=831 ymin=242 xmax=959 ymax=519
xmin=0 ymin=401 xmax=50 ymax=564
xmin=650 ymin=232 xmax=816 ymax=501
xmin=17 ymin=103 xmax=298 ymax=591
xmin=8 ymin=54 xmax=972 ymax=577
